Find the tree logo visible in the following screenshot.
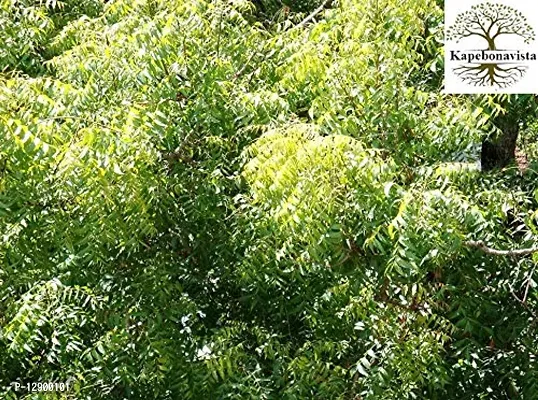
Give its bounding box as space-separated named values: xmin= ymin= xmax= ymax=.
xmin=445 ymin=1 xmax=538 ymax=94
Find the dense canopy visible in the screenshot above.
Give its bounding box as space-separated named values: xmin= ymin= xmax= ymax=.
xmin=0 ymin=0 xmax=537 ymax=399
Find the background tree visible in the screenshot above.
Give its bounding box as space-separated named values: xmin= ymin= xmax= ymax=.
xmin=480 ymin=94 xmax=538 ymax=171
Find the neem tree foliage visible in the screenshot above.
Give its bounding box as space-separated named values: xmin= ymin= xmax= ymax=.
xmin=0 ymin=0 xmax=537 ymax=399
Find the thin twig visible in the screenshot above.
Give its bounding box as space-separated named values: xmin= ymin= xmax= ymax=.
xmin=233 ymin=52 xmax=257 ymax=81
xmin=510 ymin=286 xmax=538 ymax=322
xmin=465 ymin=240 xmax=538 ymax=257
xmin=288 ymin=0 xmax=332 ymax=32
xmin=216 ymin=8 xmax=224 ymax=58
xmin=523 ymin=266 xmax=536 ymax=304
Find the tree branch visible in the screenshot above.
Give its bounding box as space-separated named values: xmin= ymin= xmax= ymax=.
xmin=233 ymin=52 xmax=257 ymax=81
xmin=288 ymin=0 xmax=332 ymax=32
xmin=510 ymin=286 xmax=537 ymax=322
xmin=468 ymin=15 xmax=488 ymax=37
xmin=466 ymin=240 xmax=538 ymax=257
xmin=523 ymin=266 xmax=536 ymax=303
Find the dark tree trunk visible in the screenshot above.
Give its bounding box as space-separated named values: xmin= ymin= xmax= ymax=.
xmin=486 ymin=36 xmax=496 ymax=50
xmin=480 ymin=115 xmax=519 ymax=172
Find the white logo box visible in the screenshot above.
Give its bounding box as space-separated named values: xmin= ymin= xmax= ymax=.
xmin=444 ymin=0 xmax=538 ymax=94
